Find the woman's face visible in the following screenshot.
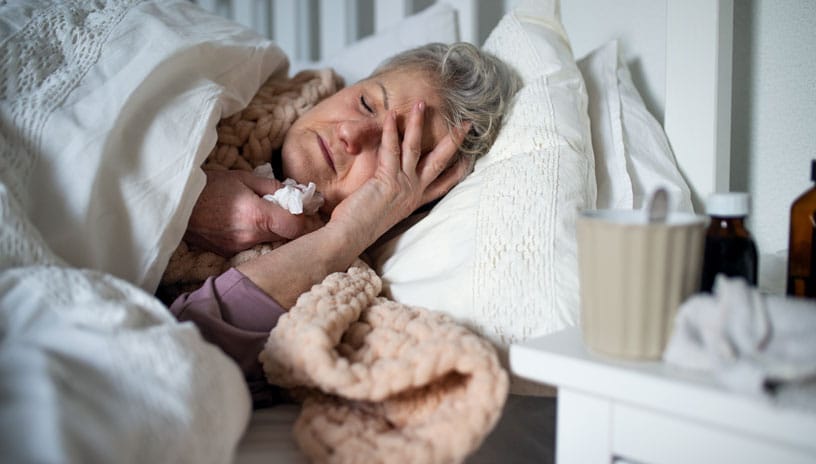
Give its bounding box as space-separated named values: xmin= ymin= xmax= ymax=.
xmin=280 ymin=69 xmax=449 ymax=213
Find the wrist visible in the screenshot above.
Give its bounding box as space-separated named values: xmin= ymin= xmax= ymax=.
xmin=322 ymin=219 xmax=374 ymax=259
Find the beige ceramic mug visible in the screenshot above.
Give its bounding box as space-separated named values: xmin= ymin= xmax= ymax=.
xmin=576 ymin=208 xmax=707 ymax=360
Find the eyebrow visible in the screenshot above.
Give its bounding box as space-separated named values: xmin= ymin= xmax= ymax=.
xmin=376 ymin=81 xmax=389 ymax=110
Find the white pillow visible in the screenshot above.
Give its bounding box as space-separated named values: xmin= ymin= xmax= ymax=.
xmin=369 ymin=0 xmax=596 ymax=395
xmin=577 ymin=40 xmax=693 ymax=212
xmin=8 ymin=1 xmax=288 ymax=292
xmin=289 ymin=2 xmax=459 ymax=84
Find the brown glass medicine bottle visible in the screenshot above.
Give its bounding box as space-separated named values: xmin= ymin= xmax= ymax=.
xmin=787 ymin=160 xmax=816 ymax=298
xmin=700 ymin=193 xmax=758 ymax=293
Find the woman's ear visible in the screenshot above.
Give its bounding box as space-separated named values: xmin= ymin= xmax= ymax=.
xmin=452 ymin=121 xmax=474 ymax=156
xmin=461 ymin=153 xmax=475 ymax=174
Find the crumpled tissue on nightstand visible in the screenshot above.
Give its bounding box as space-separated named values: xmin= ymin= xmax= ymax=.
xmin=253 ymin=163 xmax=323 ymax=214
xmin=663 ymin=276 xmax=816 ymax=409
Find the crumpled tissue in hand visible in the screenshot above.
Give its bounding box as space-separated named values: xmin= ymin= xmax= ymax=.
xmin=253 ymin=163 xmax=323 ymax=215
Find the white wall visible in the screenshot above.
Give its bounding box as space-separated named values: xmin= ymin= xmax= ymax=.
xmin=730 ymin=0 xmax=816 ymax=288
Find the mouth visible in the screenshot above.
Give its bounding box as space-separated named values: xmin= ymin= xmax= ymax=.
xmin=316 ymin=133 xmax=336 ymax=173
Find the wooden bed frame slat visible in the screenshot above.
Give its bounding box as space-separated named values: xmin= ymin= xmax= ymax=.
xmin=374 ymin=0 xmax=411 ymax=33
xmin=665 ymin=0 xmax=733 ymax=210
xmin=319 ymin=0 xmax=357 ymax=59
xmin=271 ymin=0 xmax=312 ymax=61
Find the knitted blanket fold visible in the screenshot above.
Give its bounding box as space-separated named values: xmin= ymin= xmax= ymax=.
xmin=260 ymin=260 xmax=509 ymax=464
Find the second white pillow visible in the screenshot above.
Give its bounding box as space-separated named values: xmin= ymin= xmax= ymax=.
xmin=578 ymin=40 xmax=693 ymax=212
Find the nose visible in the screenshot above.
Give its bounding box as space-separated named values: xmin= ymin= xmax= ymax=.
xmin=336 ymin=119 xmax=381 ymax=155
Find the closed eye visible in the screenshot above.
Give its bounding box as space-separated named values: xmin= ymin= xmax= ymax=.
xmin=360 ymin=95 xmax=374 ymax=114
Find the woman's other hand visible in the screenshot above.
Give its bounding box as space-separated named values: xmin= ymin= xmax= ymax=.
xmin=185 ymin=169 xmax=324 ymax=256
xmin=328 ymin=101 xmax=471 ymax=249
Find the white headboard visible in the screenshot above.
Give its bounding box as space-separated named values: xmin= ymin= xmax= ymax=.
xmin=190 ymin=0 xmax=503 ymax=56
xmin=191 ymin=0 xmax=733 ymax=212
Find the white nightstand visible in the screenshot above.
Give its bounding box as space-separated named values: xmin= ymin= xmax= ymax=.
xmin=509 ymin=327 xmax=816 ymax=464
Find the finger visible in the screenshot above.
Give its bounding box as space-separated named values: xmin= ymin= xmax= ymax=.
xmin=256 ymin=199 xmax=325 ymax=240
xmin=276 ymin=213 xmax=324 ymax=239
xmin=379 ymin=110 xmax=401 ymax=174
xmin=239 ymin=170 xmax=284 ymax=196
xmin=401 ymin=100 xmax=425 ymax=173
xmin=421 ymin=155 xmax=474 ymax=205
xmin=452 ymin=121 xmax=472 ymax=149
xmin=415 ymin=130 xmax=463 ymax=187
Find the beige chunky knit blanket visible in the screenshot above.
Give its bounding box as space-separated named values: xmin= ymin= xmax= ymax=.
xmin=261 ymin=260 xmax=508 ymax=463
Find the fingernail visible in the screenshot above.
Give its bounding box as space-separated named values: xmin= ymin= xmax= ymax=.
xmin=416 ymin=101 xmax=425 ymax=112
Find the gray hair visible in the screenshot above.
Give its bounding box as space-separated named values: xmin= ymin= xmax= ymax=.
xmin=371 ymin=42 xmax=521 ymax=158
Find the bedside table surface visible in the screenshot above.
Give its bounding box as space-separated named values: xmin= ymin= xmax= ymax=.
xmin=509 ymin=327 xmax=816 ymax=454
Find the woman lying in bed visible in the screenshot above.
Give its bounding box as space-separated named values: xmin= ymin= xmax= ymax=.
xmin=168 ymin=42 xmax=520 ymax=403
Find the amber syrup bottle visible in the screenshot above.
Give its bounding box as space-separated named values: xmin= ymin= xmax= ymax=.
xmin=700 ymin=193 xmax=759 ymax=293
xmin=787 ymin=160 xmax=816 ymax=298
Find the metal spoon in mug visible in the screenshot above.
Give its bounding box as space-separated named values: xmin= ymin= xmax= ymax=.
xmin=645 ymin=187 xmax=669 ymax=223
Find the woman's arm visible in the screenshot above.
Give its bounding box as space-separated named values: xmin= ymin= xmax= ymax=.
xmin=169 ymin=269 xmax=284 ymax=378
xmin=233 ymin=223 xmax=360 ymax=308
xmin=237 ymin=102 xmax=470 ymax=308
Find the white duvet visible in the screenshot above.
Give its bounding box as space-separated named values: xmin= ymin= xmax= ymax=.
xmin=0 ymin=1 xmax=288 ymax=462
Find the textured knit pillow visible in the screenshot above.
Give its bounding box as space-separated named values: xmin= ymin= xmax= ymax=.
xmin=368 ymin=0 xmax=596 ymax=395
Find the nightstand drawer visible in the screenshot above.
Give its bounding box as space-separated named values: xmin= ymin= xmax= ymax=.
xmin=612 ymin=404 xmax=814 ymax=464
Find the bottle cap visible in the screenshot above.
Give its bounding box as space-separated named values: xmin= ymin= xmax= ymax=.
xmin=706 ymin=192 xmax=750 ymax=217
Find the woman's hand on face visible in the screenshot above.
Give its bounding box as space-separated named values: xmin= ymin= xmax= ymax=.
xmin=185 ymin=169 xmax=324 ymax=256
xmin=328 ymin=101 xmax=472 ymax=248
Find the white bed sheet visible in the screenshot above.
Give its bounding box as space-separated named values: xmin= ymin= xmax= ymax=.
xmin=235 ymin=405 xmax=308 ymax=464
